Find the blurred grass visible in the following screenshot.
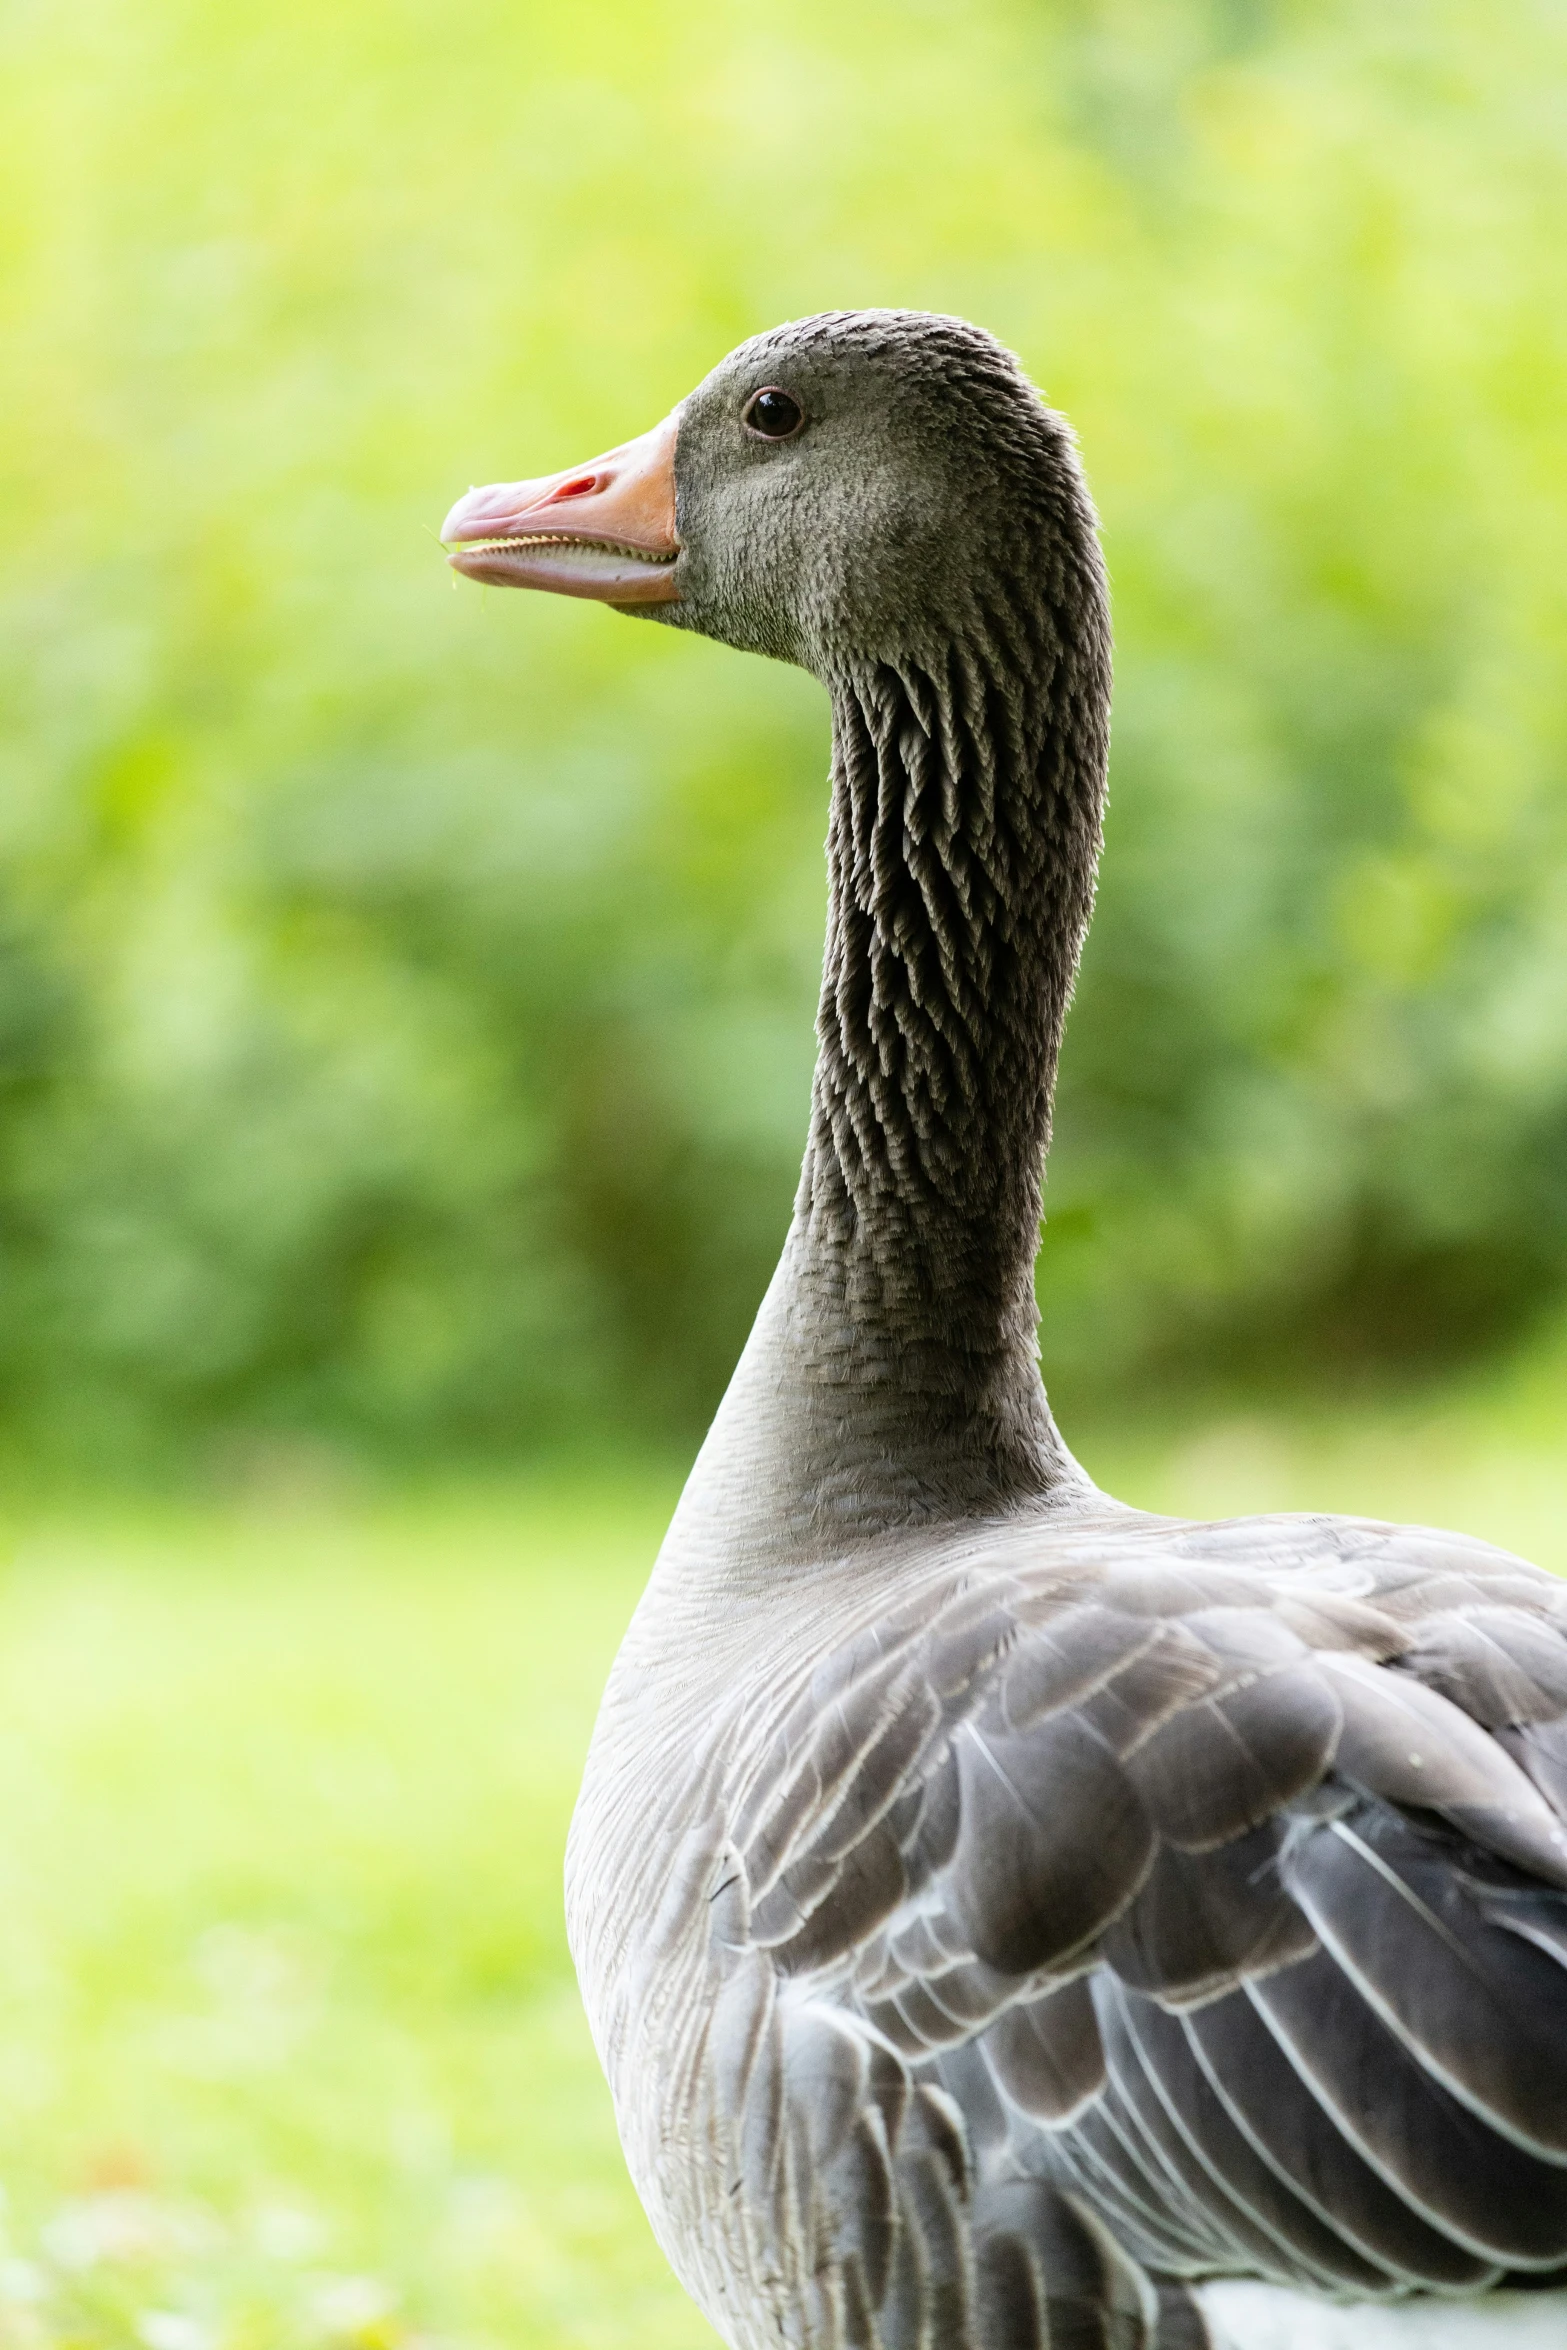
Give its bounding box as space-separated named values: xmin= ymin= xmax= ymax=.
xmin=0 ymin=1380 xmax=1561 ymax=2348
xmin=0 ymin=1466 xmax=705 ymax=2350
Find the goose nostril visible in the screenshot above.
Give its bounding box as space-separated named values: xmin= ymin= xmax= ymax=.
xmin=547 ymin=472 xmax=602 ymax=502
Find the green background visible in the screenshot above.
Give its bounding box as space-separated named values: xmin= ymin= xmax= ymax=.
xmin=6 ymin=0 xmax=1567 ymax=1467
xmin=4 ymin=3 xmax=1567 ymax=2345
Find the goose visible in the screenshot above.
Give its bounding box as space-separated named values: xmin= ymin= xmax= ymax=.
xmin=442 ymin=312 xmax=1567 ymax=2350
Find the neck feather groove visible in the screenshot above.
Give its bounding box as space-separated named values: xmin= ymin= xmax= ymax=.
xmin=709 ymin=569 xmax=1111 ymax=1550
xmin=797 ymin=602 xmax=1105 ymax=1383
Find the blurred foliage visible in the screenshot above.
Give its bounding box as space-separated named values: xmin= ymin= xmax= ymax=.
xmin=2 ymin=0 xmax=1566 ymax=1460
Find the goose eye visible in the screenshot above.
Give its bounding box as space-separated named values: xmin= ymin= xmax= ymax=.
xmin=743 ymin=387 xmax=805 ymax=441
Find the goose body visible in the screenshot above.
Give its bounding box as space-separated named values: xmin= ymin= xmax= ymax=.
xmin=444 ymin=314 xmax=1567 ymax=2349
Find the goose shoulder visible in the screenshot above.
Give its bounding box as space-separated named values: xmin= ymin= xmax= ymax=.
xmin=727 ymin=1505 xmax=1567 ymax=1993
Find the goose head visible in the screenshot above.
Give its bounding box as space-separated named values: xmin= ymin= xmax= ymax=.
xmin=441 ymin=310 xmax=1097 ymax=678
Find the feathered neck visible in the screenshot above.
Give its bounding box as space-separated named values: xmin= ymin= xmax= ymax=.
xmin=668 ymin=544 xmax=1112 ymax=1579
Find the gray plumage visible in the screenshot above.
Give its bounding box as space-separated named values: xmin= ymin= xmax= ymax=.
xmin=556 ymin=313 xmax=1567 ymax=2350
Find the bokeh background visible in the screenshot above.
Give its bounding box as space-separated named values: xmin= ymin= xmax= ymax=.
xmin=2 ymin=1 xmax=1566 ymax=2344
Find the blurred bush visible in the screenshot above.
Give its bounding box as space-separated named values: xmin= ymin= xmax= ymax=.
xmin=2 ymin=0 xmax=1565 ymax=1460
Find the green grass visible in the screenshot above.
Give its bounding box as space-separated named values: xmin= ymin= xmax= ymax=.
xmin=0 ymin=1381 xmax=1561 ymax=2349
xmin=0 ymin=1467 xmax=709 ymax=2350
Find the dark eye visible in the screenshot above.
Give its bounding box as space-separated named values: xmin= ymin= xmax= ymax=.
xmin=743 ymin=387 xmax=805 ymax=441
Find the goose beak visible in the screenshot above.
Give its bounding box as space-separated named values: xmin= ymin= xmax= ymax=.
xmin=441 ymin=412 xmax=680 ymax=603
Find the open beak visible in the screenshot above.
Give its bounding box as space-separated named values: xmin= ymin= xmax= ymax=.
xmin=441 ymin=412 xmax=680 ymax=604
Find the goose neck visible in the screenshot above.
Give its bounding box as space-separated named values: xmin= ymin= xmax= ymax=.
xmin=669 ymin=611 xmax=1110 ymax=1577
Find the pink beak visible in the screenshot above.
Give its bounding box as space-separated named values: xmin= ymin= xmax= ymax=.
xmin=441 ymin=412 xmax=680 ymax=605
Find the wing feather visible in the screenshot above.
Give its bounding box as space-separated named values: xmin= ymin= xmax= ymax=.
xmin=1282 ymin=1806 xmax=1567 ymax=2157
xmin=1102 ymin=1979 xmax=1391 ymax=2293
xmin=1181 ymin=1989 xmax=1498 ymax=2289
xmin=713 ymin=1510 xmax=1567 ymax=2343
xmin=1250 ymin=1947 xmax=1567 ymax=2265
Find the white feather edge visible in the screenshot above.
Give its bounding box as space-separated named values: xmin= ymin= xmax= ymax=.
xmin=1196 ymin=2282 xmax=1567 ymax=2349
